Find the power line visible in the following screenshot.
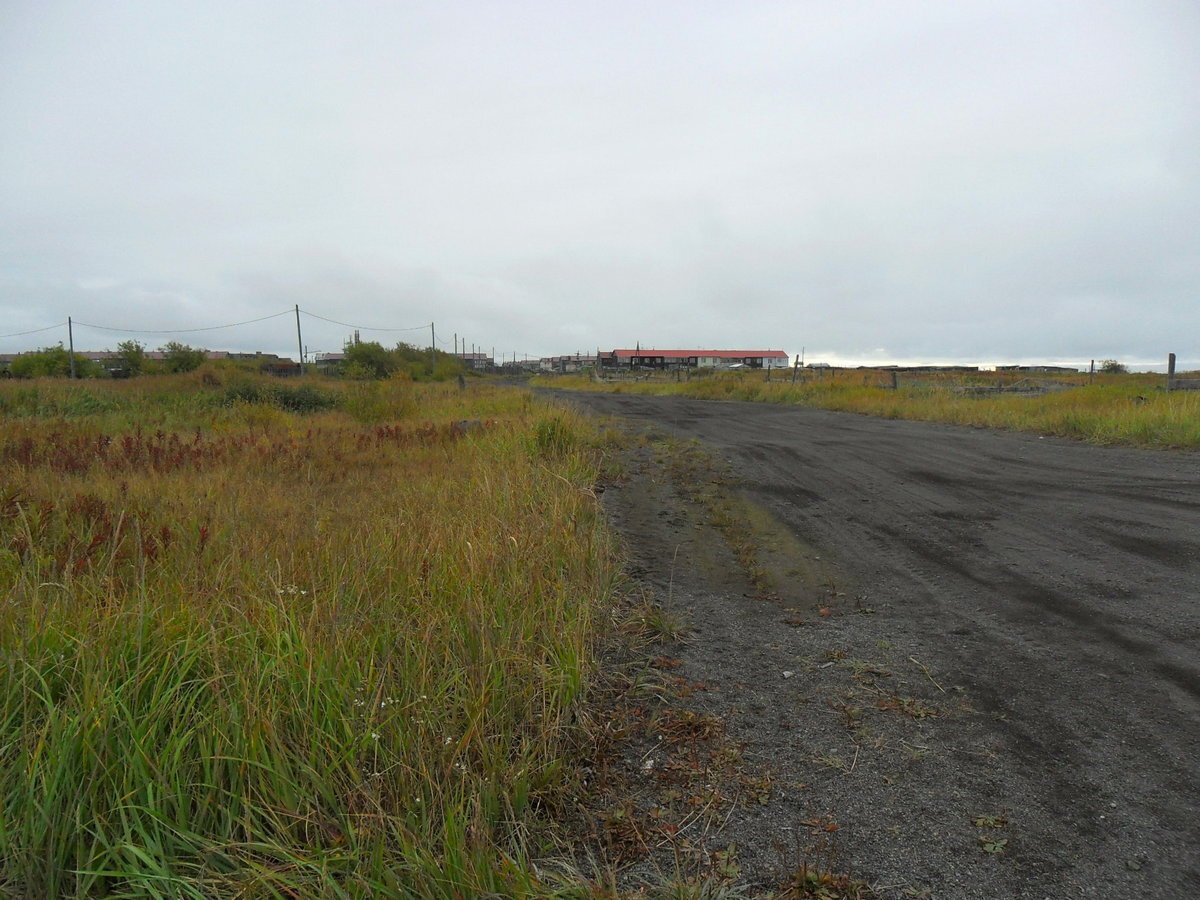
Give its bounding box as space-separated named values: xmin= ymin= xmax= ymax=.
xmin=73 ymin=312 xmax=294 ymax=336
xmin=299 ymin=309 xmax=430 ymax=332
xmin=4 ymin=308 xmax=448 ymax=347
xmin=0 ymin=322 xmax=65 ymax=339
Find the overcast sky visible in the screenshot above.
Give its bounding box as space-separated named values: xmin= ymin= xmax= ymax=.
xmin=2 ymin=1 xmax=1197 ymax=369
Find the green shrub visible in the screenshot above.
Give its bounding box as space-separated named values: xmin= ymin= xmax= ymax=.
xmin=158 ymin=341 xmax=207 ymax=373
xmin=222 ymin=382 xmax=264 ymax=405
xmin=271 ymin=384 xmax=337 ymax=413
xmin=222 ymin=382 xmax=336 ymax=414
xmin=532 ymin=416 xmax=576 ymax=457
xmin=8 ymin=346 xmax=103 ymax=379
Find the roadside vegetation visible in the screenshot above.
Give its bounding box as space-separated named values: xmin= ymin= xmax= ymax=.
xmin=337 ymin=340 xmax=467 ymax=381
xmin=0 ymin=339 xmax=466 ymax=382
xmin=0 ymin=373 xmax=616 ymax=896
xmin=4 ymin=342 xmax=213 ymax=379
xmin=536 ymin=368 xmax=1200 ymax=450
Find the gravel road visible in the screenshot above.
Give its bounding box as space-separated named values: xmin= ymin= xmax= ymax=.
xmin=565 ymin=391 xmax=1200 ymax=898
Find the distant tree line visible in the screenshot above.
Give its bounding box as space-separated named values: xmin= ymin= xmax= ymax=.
xmin=339 ymin=341 xmax=466 ymax=381
xmin=2 ymin=340 xmax=469 ymax=382
xmin=0 ymin=341 xmax=210 ymax=378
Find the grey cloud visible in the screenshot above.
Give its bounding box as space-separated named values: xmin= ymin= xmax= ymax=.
xmin=2 ymin=1 xmax=1197 ymax=369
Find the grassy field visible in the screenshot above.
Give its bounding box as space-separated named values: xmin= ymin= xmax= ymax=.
xmin=0 ymin=372 xmax=616 ymax=897
xmin=536 ymin=368 xmax=1200 ymax=450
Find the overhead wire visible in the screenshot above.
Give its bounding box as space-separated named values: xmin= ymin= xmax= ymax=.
xmin=299 ymin=309 xmax=430 ymax=332
xmin=0 ymin=322 xmax=65 ymax=339
xmin=72 ymin=309 xmax=294 ymax=334
xmin=4 ymin=309 xmax=458 ymax=351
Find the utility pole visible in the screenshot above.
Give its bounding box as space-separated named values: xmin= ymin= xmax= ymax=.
xmin=294 ymin=305 xmax=305 ymax=374
xmin=454 ymin=333 xmax=457 ymax=357
xmin=68 ymin=316 xmax=76 ymax=378
xmin=430 ymin=322 xmax=436 ymax=370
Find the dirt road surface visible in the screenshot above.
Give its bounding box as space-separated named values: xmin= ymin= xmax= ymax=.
xmin=565 ymin=392 xmax=1200 ymax=898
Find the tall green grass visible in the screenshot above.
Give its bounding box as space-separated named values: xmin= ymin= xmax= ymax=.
xmin=1 ymin=376 xmax=615 ymax=896
xmin=539 ymin=370 xmax=1200 ymax=449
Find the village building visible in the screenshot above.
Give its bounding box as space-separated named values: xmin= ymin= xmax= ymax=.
xmin=599 ymin=349 xmax=790 ymax=370
xmin=539 ymin=354 xmax=598 ymax=373
xmin=458 ymin=352 xmax=494 ymax=371
xmin=499 ymin=358 xmax=543 ymax=374
xmin=995 ymin=365 xmax=1081 ymax=374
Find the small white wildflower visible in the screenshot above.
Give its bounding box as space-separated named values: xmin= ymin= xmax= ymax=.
xmin=444 ymin=737 xmax=452 ymax=745
xmin=370 ymin=732 xmax=380 ymax=740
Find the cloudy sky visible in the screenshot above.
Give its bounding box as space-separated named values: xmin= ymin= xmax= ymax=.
xmin=2 ymin=1 xmax=1197 ymax=369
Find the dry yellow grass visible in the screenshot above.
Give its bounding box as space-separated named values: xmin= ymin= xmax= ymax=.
xmin=1 ymin=375 xmax=616 ymax=896
xmin=538 ymin=368 xmax=1200 ymax=449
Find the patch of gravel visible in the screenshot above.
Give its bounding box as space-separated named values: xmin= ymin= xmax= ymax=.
xmin=563 ymin=402 xmax=1200 ymax=899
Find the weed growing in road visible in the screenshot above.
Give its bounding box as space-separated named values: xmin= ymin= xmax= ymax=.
xmin=974 ymin=813 xmax=1011 ymax=855
xmin=778 ymin=834 xmax=875 ymax=899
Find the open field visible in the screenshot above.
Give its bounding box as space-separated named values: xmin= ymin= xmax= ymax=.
xmin=535 ymin=369 xmax=1200 ymax=450
xmin=1 ymin=373 xmax=616 ymax=897
xmin=8 ymin=370 xmax=1197 ymax=896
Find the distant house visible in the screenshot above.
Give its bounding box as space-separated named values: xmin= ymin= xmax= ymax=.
xmin=540 ymin=354 xmax=597 ymax=373
xmin=458 ymin=352 xmax=493 ymax=371
xmin=601 ymin=349 xmax=790 ymax=370
xmin=996 ymin=365 xmax=1080 ymax=374
xmin=870 ymin=365 xmax=980 ymax=373
xmin=205 ymin=350 xmax=299 ymax=376
xmin=261 ymin=359 xmax=301 ymax=377
xmin=499 ymin=358 xmax=542 ymax=374
xmin=313 ymin=352 xmax=345 ymax=375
